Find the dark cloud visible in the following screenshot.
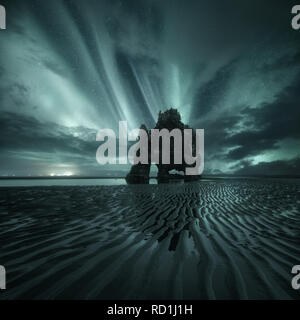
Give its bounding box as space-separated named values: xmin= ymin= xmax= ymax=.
xmin=0 ymin=112 xmax=133 ymax=176
xmin=0 ymin=111 xmax=97 ymax=159
xmin=232 ymin=158 xmax=300 ymax=176
xmin=260 ymin=51 xmax=300 ymax=73
xmin=224 ymin=72 xmax=300 ymax=161
xmin=191 ymin=59 xmax=237 ymax=118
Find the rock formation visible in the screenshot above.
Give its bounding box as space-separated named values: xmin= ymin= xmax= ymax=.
xmin=126 ymin=108 xmax=201 ymax=184
xmin=125 ymin=124 xmax=151 ymax=184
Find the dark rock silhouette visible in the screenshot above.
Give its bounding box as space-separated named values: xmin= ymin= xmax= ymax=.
xmin=126 ymin=124 xmax=151 ymax=184
xmin=126 ymin=108 xmax=201 ymax=184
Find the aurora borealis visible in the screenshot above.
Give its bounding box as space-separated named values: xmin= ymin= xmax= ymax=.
xmin=0 ymin=0 xmax=299 ymax=176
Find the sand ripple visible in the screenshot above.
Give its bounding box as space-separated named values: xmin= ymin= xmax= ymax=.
xmin=0 ymin=179 xmax=300 ymax=299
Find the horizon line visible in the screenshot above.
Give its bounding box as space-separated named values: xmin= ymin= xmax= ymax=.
xmin=0 ymin=175 xmax=300 ymax=180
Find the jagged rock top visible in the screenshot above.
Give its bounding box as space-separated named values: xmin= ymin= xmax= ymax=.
xmin=155 ymin=108 xmax=186 ymax=131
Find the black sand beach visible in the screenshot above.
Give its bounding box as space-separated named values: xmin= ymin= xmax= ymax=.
xmin=0 ymin=178 xmax=300 ymax=300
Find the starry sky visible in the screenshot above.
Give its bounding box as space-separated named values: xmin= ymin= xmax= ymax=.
xmin=0 ymin=0 xmax=299 ymax=176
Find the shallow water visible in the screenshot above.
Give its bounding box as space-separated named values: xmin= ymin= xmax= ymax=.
xmin=0 ymin=179 xmax=299 ymax=299
xmin=0 ymin=178 xmax=157 ymax=187
xmin=0 ymin=178 xmax=127 ymax=187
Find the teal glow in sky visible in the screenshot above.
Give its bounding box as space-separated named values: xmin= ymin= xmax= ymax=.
xmin=0 ymin=0 xmax=300 ymax=176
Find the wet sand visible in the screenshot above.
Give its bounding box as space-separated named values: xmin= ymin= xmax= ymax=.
xmin=0 ymin=179 xmax=300 ymax=299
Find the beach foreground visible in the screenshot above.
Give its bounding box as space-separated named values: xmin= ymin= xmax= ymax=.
xmin=0 ymin=179 xmax=300 ymax=300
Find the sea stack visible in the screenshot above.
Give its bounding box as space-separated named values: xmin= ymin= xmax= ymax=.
xmin=125 ymin=124 xmax=151 ymax=184
xmin=126 ymin=108 xmax=201 ymax=184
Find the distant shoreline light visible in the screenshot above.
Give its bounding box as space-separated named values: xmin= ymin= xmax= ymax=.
xmin=49 ymin=172 xmax=74 ymax=177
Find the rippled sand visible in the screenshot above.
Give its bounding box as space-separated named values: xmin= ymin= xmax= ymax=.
xmin=0 ymin=179 xmax=300 ymax=300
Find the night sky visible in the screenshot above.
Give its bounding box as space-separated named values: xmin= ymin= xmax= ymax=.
xmin=0 ymin=0 xmax=299 ymax=176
